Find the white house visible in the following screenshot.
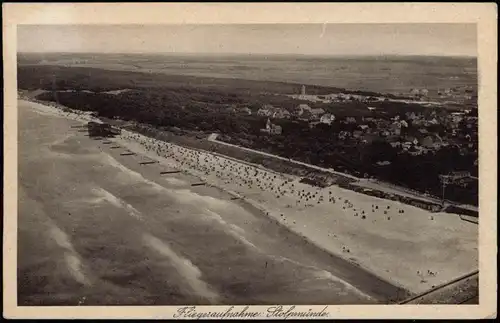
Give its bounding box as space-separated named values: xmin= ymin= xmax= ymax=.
xmin=320 ymin=113 xmax=336 ymax=125
xmin=240 ymin=107 xmax=252 ymax=115
xmin=257 ymin=107 xmax=273 ymax=117
xmin=272 ymin=109 xmax=291 ymax=119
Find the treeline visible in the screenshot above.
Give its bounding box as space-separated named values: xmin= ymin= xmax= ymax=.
xmin=36 ymin=90 xmax=261 ymax=135
xmin=17 ymin=65 xmax=344 ymax=95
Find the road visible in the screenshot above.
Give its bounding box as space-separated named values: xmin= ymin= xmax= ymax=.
xmin=208 ymin=134 xmax=359 ymax=180
xmin=17 ymin=100 xmax=409 ymax=306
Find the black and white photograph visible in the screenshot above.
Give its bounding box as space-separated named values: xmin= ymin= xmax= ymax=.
xmin=3 ymin=3 xmax=497 ymax=320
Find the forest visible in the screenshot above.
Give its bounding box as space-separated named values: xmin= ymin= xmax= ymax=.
xmin=18 ymin=65 xmax=478 ymax=205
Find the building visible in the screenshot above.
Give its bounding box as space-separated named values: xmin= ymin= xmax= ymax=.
xmin=257 ymin=106 xmax=273 ymax=117
xmin=294 ymin=104 xmax=312 ymax=116
xmin=87 ymin=122 xmax=121 ymax=138
xmin=418 ymin=128 xmax=429 ymax=135
xmin=410 ymin=88 xmax=428 ymax=97
xmin=260 ymin=118 xmax=282 ymax=135
xmin=380 ymin=130 xmax=391 ymax=137
xmin=301 ymin=85 xmax=306 ymax=96
xmin=390 ymin=121 xmax=402 ymax=135
xmin=405 ymin=136 xmax=419 ymax=145
xmin=298 ymin=110 xmax=314 ymax=121
xmin=420 ymin=136 xmax=435 ymax=149
xmin=310 ymin=108 xmax=325 ymax=115
xmin=272 ymin=109 xmax=291 ymax=119
xmin=345 ymin=117 xmax=357 ymax=124
xmin=320 ymin=113 xmax=336 ymax=125
xmin=352 ymin=130 xmax=363 ymax=138
xmin=427 ymin=117 xmax=439 ymax=125
xmin=451 ymin=112 xmax=465 ymax=123
xmin=390 ymin=142 xmax=402 ymax=148
xmin=338 ymin=131 xmax=350 ymax=140
xmin=240 ymin=107 xmax=252 ymax=115
xmin=406 ymin=111 xmax=419 ymax=121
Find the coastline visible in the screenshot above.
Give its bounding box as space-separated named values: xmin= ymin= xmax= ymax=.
xmin=18 ymin=97 xmax=478 ymax=296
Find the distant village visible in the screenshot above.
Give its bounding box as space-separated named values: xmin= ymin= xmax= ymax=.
xmin=226 ymin=85 xmax=478 ymax=160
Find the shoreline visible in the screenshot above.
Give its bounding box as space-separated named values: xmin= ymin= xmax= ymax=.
xmin=18 ymin=97 xmax=478 ymax=296
xmin=109 ymin=131 xmax=412 ymax=298
xmin=19 ymin=98 xmax=407 ymax=302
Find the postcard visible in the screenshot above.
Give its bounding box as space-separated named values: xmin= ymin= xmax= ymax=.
xmin=3 ymin=2 xmax=497 ymax=320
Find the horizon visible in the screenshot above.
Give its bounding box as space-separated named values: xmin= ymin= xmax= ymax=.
xmin=18 ymin=51 xmax=477 ymax=59
xmin=17 ymin=24 xmax=477 ymax=57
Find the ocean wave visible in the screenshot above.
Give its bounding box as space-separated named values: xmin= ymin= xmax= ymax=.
xmin=90 ymin=187 xmax=143 ymax=220
xmin=49 ymin=224 xmax=91 ymax=286
xmin=143 ymin=234 xmax=220 ymax=303
xmin=204 ymin=209 xmax=258 ymax=251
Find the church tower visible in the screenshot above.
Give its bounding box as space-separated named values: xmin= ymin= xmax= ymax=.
xmin=266 ymin=118 xmax=271 ymax=130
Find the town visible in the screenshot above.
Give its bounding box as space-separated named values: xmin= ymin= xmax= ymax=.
xmin=223 ymin=85 xmax=477 ymax=170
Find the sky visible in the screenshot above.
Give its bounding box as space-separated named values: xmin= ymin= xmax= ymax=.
xmin=17 ymin=24 xmax=477 ymax=57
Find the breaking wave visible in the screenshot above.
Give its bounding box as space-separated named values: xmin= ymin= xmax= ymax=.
xmin=204 ymin=209 xmax=258 ymax=250
xmin=49 ymin=224 xmax=91 ymax=286
xmin=143 ymin=234 xmax=220 ymax=303
xmin=90 ymin=187 xmax=143 ymax=220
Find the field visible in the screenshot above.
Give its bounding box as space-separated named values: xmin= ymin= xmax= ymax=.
xmin=18 ymin=52 xmax=477 ymax=100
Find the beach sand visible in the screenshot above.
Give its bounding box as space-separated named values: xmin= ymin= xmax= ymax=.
xmin=20 ymin=99 xmax=478 ymax=295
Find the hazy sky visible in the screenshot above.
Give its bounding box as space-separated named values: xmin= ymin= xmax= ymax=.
xmin=17 ymin=24 xmax=477 ymax=57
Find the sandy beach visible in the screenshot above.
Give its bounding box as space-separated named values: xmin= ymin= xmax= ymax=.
xmin=19 ymin=99 xmax=478 ymax=296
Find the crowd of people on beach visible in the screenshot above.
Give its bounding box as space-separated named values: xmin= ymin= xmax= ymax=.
xmin=117 ymin=130 xmax=411 ymax=223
